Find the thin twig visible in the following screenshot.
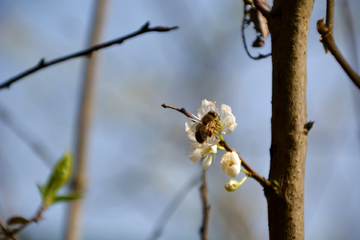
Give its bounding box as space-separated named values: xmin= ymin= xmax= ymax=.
xmin=148 ymin=174 xmax=199 ymax=240
xmin=161 ymin=104 xmax=195 ymax=120
xmin=162 ymin=103 xmax=272 ymax=189
xmin=0 ymin=22 xmax=178 ymax=90
xmin=317 ymin=18 xmax=360 ymax=89
xmin=1 ymin=205 xmax=46 ymax=240
xmin=200 ymin=170 xmax=209 ymax=240
xmin=65 ymin=1 xmax=107 ymax=240
xmin=241 ymin=3 xmax=271 ymax=60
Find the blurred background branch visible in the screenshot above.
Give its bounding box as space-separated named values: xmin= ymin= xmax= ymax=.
xmin=64 ymin=1 xmax=108 ymax=239
xmin=200 ymin=170 xmax=210 ymax=240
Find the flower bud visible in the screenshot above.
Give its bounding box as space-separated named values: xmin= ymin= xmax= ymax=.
xmin=225 ymin=180 xmax=239 ymax=192
xmin=221 ymin=152 xmax=241 ymax=177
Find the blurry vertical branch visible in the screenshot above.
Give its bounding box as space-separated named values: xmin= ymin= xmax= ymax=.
xmin=65 ymin=1 xmax=108 ymax=240
xmin=200 ymin=170 xmax=209 ymax=240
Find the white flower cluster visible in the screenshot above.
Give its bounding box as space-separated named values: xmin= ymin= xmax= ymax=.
xmin=185 ymin=99 xmax=241 ymax=177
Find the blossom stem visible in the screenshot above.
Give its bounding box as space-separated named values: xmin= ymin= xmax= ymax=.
xmin=240 ymin=168 xmax=250 ymax=175
xmin=237 ymin=174 xmax=249 ymax=187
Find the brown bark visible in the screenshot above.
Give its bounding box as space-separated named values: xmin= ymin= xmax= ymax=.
xmin=266 ymin=1 xmax=313 ymax=239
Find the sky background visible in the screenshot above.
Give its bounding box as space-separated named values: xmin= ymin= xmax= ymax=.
xmin=0 ymin=0 xmax=359 ymax=239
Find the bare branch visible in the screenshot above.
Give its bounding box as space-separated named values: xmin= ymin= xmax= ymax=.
xmin=1 ymin=205 xmax=46 ymax=240
xmin=65 ymin=1 xmax=107 ymax=239
xmin=0 ymin=22 xmax=178 ymax=90
xmin=317 ymin=18 xmax=360 ymax=89
xmin=326 ymin=0 xmax=334 ymax=32
xmin=199 ymin=170 xmax=209 ymax=240
xmin=161 ymin=104 xmax=195 ymax=120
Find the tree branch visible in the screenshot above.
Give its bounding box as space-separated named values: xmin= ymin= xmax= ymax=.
xmin=199 ymin=170 xmax=209 ymax=240
xmin=0 ymin=22 xmax=178 ymax=90
xmin=317 ymin=0 xmax=360 ymax=90
xmin=326 ymin=0 xmax=334 ymax=32
xmin=0 ymin=205 xmax=46 ymax=240
xmin=65 ymin=1 xmax=106 ymax=239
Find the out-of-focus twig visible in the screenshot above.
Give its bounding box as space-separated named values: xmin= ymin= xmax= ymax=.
xmin=0 ymin=103 xmax=54 ymax=168
xmin=317 ymin=0 xmax=360 ymax=89
xmin=200 ymin=170 xmax=210 ymax=240
xmin=64 ymin=1 xmax=107 ymax=240
xmin=0 ymin=23 xmax=178 ymax=90
xmin=0 ymin=205 xmax=46 ymax=240
xmin=148 ymin=174 xmax=199 ymax=240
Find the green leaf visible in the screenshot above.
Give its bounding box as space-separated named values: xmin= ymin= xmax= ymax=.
xmin=53 ymin=194 xmax=82 ymax=204
xmin=41 ymin=150 xmax=74 ymax=207
xmin=7 ymin=216 xmax=30 ymax=226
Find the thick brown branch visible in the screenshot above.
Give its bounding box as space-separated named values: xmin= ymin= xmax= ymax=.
xmin=0 ymin=22 xmax=178 ymax=90
xmin=317 ymin=19 xmax=360 ymax=89
xmin=199 ymin=170 xmax=210 ymax=240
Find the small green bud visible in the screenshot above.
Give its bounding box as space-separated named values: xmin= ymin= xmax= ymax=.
xmin=40 ymin=151 xmax=73 ymax=207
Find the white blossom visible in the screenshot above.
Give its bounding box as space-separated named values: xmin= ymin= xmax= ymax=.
xmin=221 ymin=151 xmax=241 ymax=177
xmin=188 ymin=142 xmax=217 ymax=170
xmin=185 ymin=99 xmax=237 ymax=146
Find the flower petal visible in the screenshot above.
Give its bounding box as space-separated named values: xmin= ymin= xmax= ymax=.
xmin=198 ymin=99 xmax=217 ymax=119
xmin=201 ymin=153 xmax=214 ymax=170
xmin=220 ymin=112 xmax=237 ymax=134
xmin=185 ymin=121 xmax=196 ymax=132
xmin=221 ymin=103 xmax=232 ymax=113
xmin=189 ymin=143 xmax=204 ymax=163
